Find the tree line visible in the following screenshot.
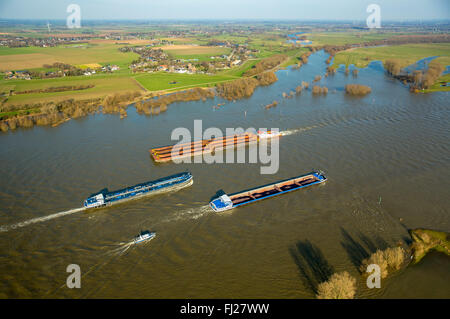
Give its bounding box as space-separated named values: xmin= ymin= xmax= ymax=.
xmin=384 ymin=58 xmax=445 ymax=91
xmin=135 ymin=88 xmax=215 ymax=116
xmin=15 ymin=84 xmax=95 ymax=95
xmin=0 ymin=90 xmax=143 ymax=132
xmin=216 ymin=71 xmax=279 ymax=101
xmin=243 ymin=54 xmax=287 ymax=77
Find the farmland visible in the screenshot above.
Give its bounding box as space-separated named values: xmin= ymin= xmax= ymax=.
xmin=1 ymin=23 xmax=449 ymax=114
xmin=3 ymin=74 xmax=143 ymax=105
xmin=0 ymin=43 xmax=140 ymax=71
xmin=134 ymin=72 xmax=237 ymax=92
xmin=0 ymin=29 xmax=295 ymax=107
xmin=332 ymin=43 xmax=450 ymax=69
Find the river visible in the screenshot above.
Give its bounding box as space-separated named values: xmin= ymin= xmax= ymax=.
xmin=0 ymin=50 xmax=449 ymax=298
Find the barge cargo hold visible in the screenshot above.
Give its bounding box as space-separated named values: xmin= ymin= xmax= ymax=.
xmin=150 ymin=130 xmax=280 ymax=163
xmin=83 ymin=172 xmax=193 ymax=209
xmin=209 ymin=170 xmax=327 ymax=212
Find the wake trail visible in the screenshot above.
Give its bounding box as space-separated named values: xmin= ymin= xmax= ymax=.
xmin=280 ymin=124 xmax=324 ymax=136
xmin=160 ymin=205 xmax=211 ymax=224
xmin=106 ymin=241 xmax=135 ymax=257
xmin=105 ymin=236 xmax=156 ymax=257
xmin=0 ymin=207 xmax=86 ymax=233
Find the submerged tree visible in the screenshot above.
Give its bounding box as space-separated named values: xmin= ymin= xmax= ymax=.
xmin=316 ymin=272 xmax=357 ymax=299
xmin=345 ymin=84 xmax=371 ymax=96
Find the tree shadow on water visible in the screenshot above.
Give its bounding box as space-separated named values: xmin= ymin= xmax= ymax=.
xmin=340 ymin=227 xmax=390 ymax=271
xmin=340 ymin=227 xmax=371 ymax=270
xmin=358 ymin=231 xmax=388 ymax=253
xmin=289 ymin=240 xmax=334 ymax=294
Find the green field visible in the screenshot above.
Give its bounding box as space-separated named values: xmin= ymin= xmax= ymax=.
xmin=134 ymin=72 xmax=238 ymax=92
xmin=0 ymin=43 xmax=139 ymax=72
xmin=332 ymin=43 xmax=450 ymax=69
xmin=308 ymin=31 xmax=406 ymax=46
xmin=424 ymin=73 xmax=450 ymax=92
xmin=1 ymin=73 xmax=143 ymax=105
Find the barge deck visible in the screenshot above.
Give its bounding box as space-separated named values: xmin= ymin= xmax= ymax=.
xmin=150 ymin=130 xmax=280 ymax=163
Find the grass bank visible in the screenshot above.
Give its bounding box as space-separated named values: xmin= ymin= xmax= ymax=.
xmin=410 ymin=229 xmax=450 ymax=264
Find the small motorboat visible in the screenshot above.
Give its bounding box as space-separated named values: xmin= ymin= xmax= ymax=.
xmin=134 ymin=230 xmax=156 ymax=244
xmin=257 ymin=129 xmax=282 ymax=139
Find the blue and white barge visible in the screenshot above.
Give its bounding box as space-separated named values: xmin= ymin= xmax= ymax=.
xmin=84 ymin=172 xmax=193 ymax=209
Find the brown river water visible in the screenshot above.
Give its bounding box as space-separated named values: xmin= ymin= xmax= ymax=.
xmin=0 ymin=50 xmax=449 ymax=298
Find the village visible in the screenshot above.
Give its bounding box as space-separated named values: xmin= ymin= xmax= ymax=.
xmin=3 ymin=63 xmax=120 ymax=80
xmin=124 ymin=41 xmax=258 ymax=75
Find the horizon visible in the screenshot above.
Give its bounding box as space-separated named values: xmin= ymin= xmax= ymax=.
xmin=0 ymin=0 xmax=449 ymax=21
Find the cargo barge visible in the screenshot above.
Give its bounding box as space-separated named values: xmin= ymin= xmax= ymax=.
xmin=150 ymin=130 xmax=281 ymax=163
xmin=83 ymin=172 xmax=193 ymax=209
xmin=209 ymin=170 xmax=326 ymax=212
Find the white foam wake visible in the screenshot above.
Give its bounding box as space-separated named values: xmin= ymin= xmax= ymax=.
xmin=106 ymin=235 xmax=157 ymax=256
xmin=280 ymin=124 xmax=321 ymax=136
xmin=0 ymin=207 xmax=86 ymax=233
xmin=161 ymin=205 xmax=211 ymax=223
xmin=106 ymin=241 xmax=135 ymax=256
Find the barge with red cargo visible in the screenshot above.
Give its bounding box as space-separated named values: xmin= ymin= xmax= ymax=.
xmin=150 ymin=130 xmax=281 ymax=163
xmin=209 ymin=170 xmax=327 ymax=212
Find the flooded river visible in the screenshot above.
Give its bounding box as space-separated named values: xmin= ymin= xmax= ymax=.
xmin=0 ymin=50 xmax=449 ymax=298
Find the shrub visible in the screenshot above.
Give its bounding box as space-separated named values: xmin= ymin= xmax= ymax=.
xmin=244 ymin=54 xmax=287 ymax=76
xmin=0 ymin=121 xmax=8 ymax=132
xmin=316 ymin=272 xmax=357 ymax=299
xmin=326 ymin=66 xmax=336 ymax=75
xmin=360 ymin=250 xmax=389 ymax=278
xmin=265 ymin=101 xmax=278 ymax=109
xmin=312 ymin=85 xmax=328 ymax=95
xmin=257 ymin=71 xmax=278 ymax=86
xmin=216 ymin=78 xmax=258 ymax=100
xmin=345 ymin=84 xmax=371 ymax=96
xmin=302 ymin=81 xmax=309 ymax=89
xmin=422 ymin=60 xmax=445 ymax=89
xmin=383 ymin=247 xmax=406 ymax=271
xmin=360 ymin=247 xmax=406 ymax=278
xmin=384 ymin=59 xmax=402 ymax=76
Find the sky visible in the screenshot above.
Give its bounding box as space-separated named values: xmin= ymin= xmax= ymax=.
xmin=0 ymin=0 xmax=449 ymax=21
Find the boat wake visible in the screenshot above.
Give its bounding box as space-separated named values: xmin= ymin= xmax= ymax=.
xmin=106 ymin=241 xmax=135 ymax=256
xmin=161 ymin=205 xmax=211 ymax=223
xmin=280 ymin=124 xmax=323 ymax=136
xmin=106 ymin=236 xmax=156 ymax=257
xmin=0 ymin=207 xmax=86 ymax=233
